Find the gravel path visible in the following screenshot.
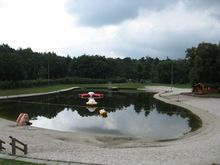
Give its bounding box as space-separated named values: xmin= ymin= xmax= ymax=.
xmin=0 ymin=86 xmax=220 ymax=165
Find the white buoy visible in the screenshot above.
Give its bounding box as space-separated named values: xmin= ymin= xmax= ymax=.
xmin=86 ymin=98 xmax=97 ymax=105
xmin=88 ymin=92 xmax=95 ymax=97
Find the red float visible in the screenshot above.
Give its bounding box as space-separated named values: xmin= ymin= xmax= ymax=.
xmin=79 ymin=92 xmax=104 ymax=99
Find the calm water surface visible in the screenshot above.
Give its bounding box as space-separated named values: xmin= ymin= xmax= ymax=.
xmin=0 ymin=89 xmax=201 ymax=141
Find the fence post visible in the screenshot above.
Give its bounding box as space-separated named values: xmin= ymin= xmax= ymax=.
xmin=11 ymin=137 xmax=16 ymax=155
xmin=9 ymin=136 xmax=27 ymax=155
xmin=0 ymin=139 xmax=6 ymax=151
xmin=24 ymin=144 xmax=27 ymax=155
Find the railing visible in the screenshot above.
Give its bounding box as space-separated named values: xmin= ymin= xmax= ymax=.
xmin=9 ymin=136 xmax=27 ymax=155
xmin=0 ymin=139 xmax=6 ymax=151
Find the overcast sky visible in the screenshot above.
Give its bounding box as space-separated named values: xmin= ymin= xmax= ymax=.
xmin=0 ymin=0 xmax=220 ymax=59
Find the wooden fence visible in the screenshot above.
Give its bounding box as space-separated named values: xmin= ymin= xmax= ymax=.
xmin=9 ymin=136 xmax=27 ymax=155
xmin=0 ymin=139 xmax=6 ymax=151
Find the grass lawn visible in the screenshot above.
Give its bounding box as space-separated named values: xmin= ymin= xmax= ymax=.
xmin=77 ymin=82 xmax=147 ymax=89
xmin=203 ymin=93 xmax=220 ymax=98
xmin=71 ymin=82 xmax=191 ymax=89
xmin=0 ymin=83 xmax=191 ymax=97
xmin=145 ymin=83 xmax=191 ymax=88
xmin=0 ymin=158 xmax=45 ymax=165
xmin=0 ymin=84 xmax=74 ymax=96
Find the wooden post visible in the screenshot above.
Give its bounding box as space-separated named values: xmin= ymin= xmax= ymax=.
xmin=0 ymin=139 xmax=6 ymax=151
xmin=9 ymin=136 xmax=27 ymax=155
xmin=24 ymin=144 xmax=27 ymax=155
xmin=11 ymin=137 xmax=16 ymax=155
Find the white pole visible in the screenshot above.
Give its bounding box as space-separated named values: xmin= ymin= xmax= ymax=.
xmin=171 ymin=63 xmax=173 ymax=92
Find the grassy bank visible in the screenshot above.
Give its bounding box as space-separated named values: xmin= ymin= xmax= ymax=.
xmin=0 ymin=83 xmax=191 ymax=97
xmin=0 ymin=83 xmax=143 ymax=96
xmin=0 ymin=158 xmax=44 ymax=165
xmin=0 ymin=84 xmax=74 ymax=96
xmin=197 ymin=93 xmax=220 ymax=98
xmin=78 ymin=82 xmax=146 ymax=89
xmin=65 ymin=82 xmax=191 ymax=89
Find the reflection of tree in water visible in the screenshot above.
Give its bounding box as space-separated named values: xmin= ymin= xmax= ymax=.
xmin=0 ymin=100 xmax=64 ymax=120
xmin=0 ymin=90 xmax=202 ymax=132
xmin=154 ymin=99 xmax=202 ymax=132
xmin=0 ymin=90 xmax=155 ymax=119
xmin=132 ymin=92 xmax=155 ymax=116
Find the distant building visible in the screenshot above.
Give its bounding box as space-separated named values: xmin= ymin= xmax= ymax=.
xmin=193 ymin=83 xmax=219 ymax=95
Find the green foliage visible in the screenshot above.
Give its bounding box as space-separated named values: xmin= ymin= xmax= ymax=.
xmin=0 ymin=42 xmax=219 ymax=89
xmin=186 ymin=42 xmax=220 ymax=83
xmin=0 ymin=84 xmax=75 ymax=96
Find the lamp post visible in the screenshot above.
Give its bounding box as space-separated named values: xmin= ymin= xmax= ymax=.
xmin=171 ymin=63 xmax=173 ymax=92
xmin=47 ymin=58 xmax=50 ymax=86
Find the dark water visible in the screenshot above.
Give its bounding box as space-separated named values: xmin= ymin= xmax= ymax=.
xmin=0 ymin=89 xmax=201 ymax=140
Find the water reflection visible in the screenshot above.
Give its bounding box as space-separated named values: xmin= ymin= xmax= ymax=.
xmin=30 ymin=106 xmax=190 ymax=139
xmin=0 ymin=90 xmax=202 ymax=140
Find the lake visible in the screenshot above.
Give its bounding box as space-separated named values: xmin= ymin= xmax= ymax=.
xmin=0 ymin=89 xmax=202 ymax=141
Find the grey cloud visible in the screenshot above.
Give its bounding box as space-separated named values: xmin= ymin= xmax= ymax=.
xmin=108 ymin=24 xmax=220 ymax=59
xmin=184 ymin=0 xmax=220 ymax=19
xmin=63 ymin=0 xmax=220 ymax=59
xmin=184 ymin=0 xmax=220 ymax=9
xmin=65 ymin=0 xmax=177 ymax=27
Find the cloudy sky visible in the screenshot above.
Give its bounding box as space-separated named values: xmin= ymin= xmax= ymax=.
xmin=0 ymin=0 xmax=220 ymax=59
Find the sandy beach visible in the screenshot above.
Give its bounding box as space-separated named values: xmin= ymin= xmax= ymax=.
xmin=1 ymin=86 xmax=220 ymax=165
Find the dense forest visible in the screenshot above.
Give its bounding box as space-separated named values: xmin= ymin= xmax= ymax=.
xmin=0 ymin=42 xmax=219 ymax=88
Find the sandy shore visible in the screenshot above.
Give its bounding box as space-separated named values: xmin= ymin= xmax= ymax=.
xmin=1 ymin=86 xmax=220 ymax=165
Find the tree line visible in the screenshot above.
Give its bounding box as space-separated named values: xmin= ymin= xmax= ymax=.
xmin=0 ymin=42 xmax=219 ymax=87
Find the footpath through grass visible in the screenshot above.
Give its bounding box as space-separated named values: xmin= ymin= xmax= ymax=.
xmin=0 ymin=158 xmax=45 ymax=165
xmin=0 ymin=83 xmax=191 ymax=97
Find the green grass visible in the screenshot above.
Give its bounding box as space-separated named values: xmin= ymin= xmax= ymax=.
xmin=145 ymin=83 xmax=191 ymax=88
xmin=0 ymin=82 xmax=191 ymax=97
xmin=75 ymin=82 xmax=191 ymax=89
xmin=203 ymin=93 xmax=220 ymax=98
xmin=77 ymin=82 xmax=147 ymax=89
xmin=0 ymin=158 xmax=45 ymax=165
xmin=0 ymin=84 xmax=74 ymax=96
